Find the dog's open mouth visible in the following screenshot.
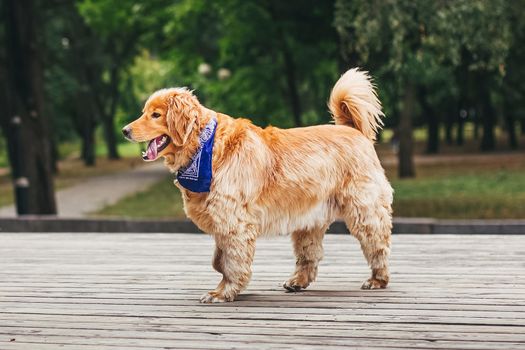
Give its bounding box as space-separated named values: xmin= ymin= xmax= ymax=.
xmin=142 ymin=135 xmax=170 ymax=161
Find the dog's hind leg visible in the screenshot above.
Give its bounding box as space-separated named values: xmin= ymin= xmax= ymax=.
xmin=200 ymin=233 xmax=256 ymax=303
xmin=343 ymin=182 xmax=393 ymax=289
xmin=283 ymin=225 xmax=329 ymax=292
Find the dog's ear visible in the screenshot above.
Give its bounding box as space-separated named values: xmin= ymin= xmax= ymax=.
xmin=166 ymin=91 xmax=200 ymax=146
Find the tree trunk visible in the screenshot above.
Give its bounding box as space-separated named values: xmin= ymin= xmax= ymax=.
xmin=398 ymin=83 xmax=416 ymax=178
xmin=426 ymin=112 xmax=439 ymax=154
xmin=50 ymin=139 xmax=59 ymax=174
xmin=445 ymin=108 xmax=454 ymax=145
xmin=77 ymin=97 xmax=96 ymax=167
xmin=4 ymin=0 xmax=57 ymax=215
xmin=81 ymin=126 xmax=96 ymax=166
xmin=480 ymin=107 xmax=496 ymax=151
xmin=44 ymin=98 xmax=59 ymax=174
xmin=471 ymin=108 xmax=479 ymax=140
xmin=456 ymin=108 xmax=465 ymax=146
xmin=281 ymin=41 xmax=303 ymax=127
xmin=479 ymin=81 xmax=496 ymax=151
xmin=266 ymin=2 xmax=303 ymax=127
xmin=505 ymin=113 xmax=518 ymax=150
xmin=65 ymin=4 xmax=100 ymax=166
xmin=420 ymin=87 xmax=439 ymax=154
xmin=102 ymin=65 xmax=121 ymax=159
xmin=102 ymin=114 xmax=119 ymax=159
xmin=503 ymin=99 xmax=518 ymax=150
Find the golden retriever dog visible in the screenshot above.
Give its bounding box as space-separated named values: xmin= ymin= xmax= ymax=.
xmin=123 ymin=68 xmax=393 ymax=303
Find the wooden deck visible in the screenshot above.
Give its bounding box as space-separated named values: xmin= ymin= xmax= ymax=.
xmin=1 ymin=233 xmax=524 ymax=350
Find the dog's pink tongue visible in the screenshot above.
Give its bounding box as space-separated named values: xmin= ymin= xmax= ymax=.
xmin=146 ymin=140 xmax=158 ymax=160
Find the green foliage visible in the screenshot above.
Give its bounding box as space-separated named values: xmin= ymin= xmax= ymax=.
xmin=335 ymin=0 xmax=518 ymax=131
xmin=161 ymin=0 xmax=339 ymax=126
xmin=117 ymin=50 xmax=175 ymax=127
xmin=78 ymin=0 xmax=171 ymax=50
xmin=75 ymin=0 xmax=341 ymax=128
xmin=437 ymin=0 xmax=511 ymax=72
xmin=2 ymin=0 xmax=524 ymax=172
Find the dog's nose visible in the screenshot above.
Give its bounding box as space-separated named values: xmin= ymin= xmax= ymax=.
xmin=122 ymin=126 xmax=132 ymax=139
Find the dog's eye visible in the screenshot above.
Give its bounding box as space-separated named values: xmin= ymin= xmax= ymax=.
xmin=152 ymin=112 xmax=161 ymax=119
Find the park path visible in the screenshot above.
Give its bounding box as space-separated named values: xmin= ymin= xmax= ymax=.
xmin=0 ymin=162 xmax=167 ymax=218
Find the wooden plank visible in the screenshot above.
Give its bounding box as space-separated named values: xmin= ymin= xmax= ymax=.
xmin=2 ymin=296 xmax=524 ymax=311
xmin=0 ymin=308 xmax=523 ymax=327
xmin=1 ymin=301 xmax=525 ymax=320
xmin=2 ymin=294 xmax=523 ymax=307
xmin=1 ymin=287 xmax=524 ymax=300
xmin=0 ymin=233 xmax=524 ymax=349
xmin=2 ymin=319 xmax=525 ymax=342
xmin=1 ymin=314 xmax=523 ymax=336
xmin=2 ymin=329 xmax=525 ymax=350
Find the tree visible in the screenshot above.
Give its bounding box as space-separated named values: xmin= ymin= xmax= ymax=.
xmin=336 ymin=0 xmax=434 ymax=177
xmin=438 ymin=0 xmax=511 ymax=151
xmin=78 ymin=0 xmax=174 ymax=159
xmin=2 ymin=0 xmax=57 ymax=214
xmin=161 ymin=0 xmax=338 ymax=127
xmin=335 ymin=0 xmax=519 ymax=166
xmin=2 ymin=0 xmax=521 ymax=184
xmin=502 ymin=0 xmax=525 ymax=149
xmin=42 ymin=1 xmax=102 ymax=166
xmin=65 ymin=3 xmax=104 ymax=166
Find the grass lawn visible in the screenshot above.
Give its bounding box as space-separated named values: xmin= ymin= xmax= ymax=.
xmin=94 ymin=152 xmax=525 ymax=220
xmin=389 ymin=165 xmax=525 ymax=219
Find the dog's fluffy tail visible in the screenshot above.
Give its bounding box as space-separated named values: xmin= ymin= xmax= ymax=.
xmin=328 ymin=68 xmax=384 ymax=141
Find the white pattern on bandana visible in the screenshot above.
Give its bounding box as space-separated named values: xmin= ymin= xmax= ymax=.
xmin=177 ymin=118 xmax=217 ymax=181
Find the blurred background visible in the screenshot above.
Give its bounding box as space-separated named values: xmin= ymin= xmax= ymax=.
xmin=0 ymin=0 xmax=524 ymax=220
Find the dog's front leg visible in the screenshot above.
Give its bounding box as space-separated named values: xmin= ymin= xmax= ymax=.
xmin=200 ymin=233 xmax=256 ymax=303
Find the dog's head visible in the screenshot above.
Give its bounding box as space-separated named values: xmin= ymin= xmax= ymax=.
xmin=122 ymin=88 xmax=201 ymax=162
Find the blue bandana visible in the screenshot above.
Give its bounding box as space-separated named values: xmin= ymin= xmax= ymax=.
xmin=176 ymin=118 xmax=218 ymax=193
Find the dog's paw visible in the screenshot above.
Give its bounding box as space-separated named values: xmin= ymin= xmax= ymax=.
xmin=361 ymin=277 xmax=388 ymax=290
xmin=199 ymin=291 xmax=231 ymax=303
xmin=200 ymin=292 xmax=226 ymax=303
xmin=283 ymin=279 xmax=309 ymax=293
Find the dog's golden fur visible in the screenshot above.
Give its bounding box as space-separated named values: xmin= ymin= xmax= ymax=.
xmin=124 ymin=68 xmax=393 ymax=303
